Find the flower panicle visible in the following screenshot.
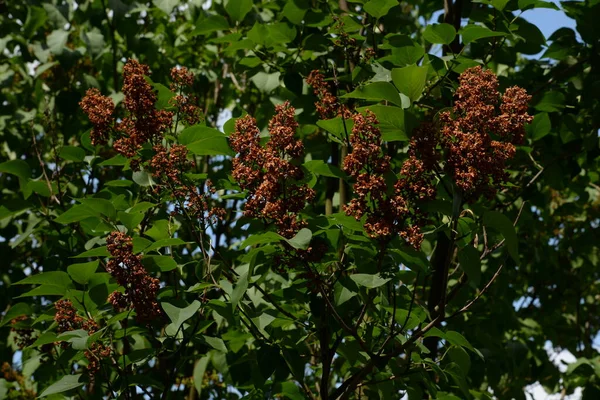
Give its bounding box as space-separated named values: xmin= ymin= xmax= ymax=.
xmin=105 ymin=231 xmax=162 ymax=322
xmin=230 ymin=101 xmax=315 ymax=238
xmin=440 ymin=66 xmax=532 ymax=199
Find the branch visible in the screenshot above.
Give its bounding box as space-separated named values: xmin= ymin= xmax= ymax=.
xmin=330 ymin=314 xmax=443 ymax=399
xmin=449 ymin=201 xmax=526 ymax=318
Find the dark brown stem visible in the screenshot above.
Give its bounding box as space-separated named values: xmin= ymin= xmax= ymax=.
xmin=443 ymin=0 xmax=463 ymax=54
xmin=326 ymin=142 xmax=339 ymax=215
xmin=99 ymin=0 xmax=118 ymax=89
xmin=339 ymin=145 xmax=348 ymax=209
xmin=423 ymin=226 xmax=456 ymax=359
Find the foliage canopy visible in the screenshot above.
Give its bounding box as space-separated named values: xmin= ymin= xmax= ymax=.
xmin=1 ymin=0 xmax=600 ymax=399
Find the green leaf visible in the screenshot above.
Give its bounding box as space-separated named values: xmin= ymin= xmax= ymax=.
xmin=518 ymin=0 xmax=559 ymax=10
xmin=78 ymin=198 xmax=116 ymax=220
xmin=26 ymin=180 xmax=51 ymax=197
xmin=55 ymin=204 xmax=100 ymax=224
xmin=179 ymin=125 xmax=218 ymax=145
xmin=129 ymin=202 xmax=156 ymax=214
xmin=283 ymin=0 xmax=309 ymax=25
xmin=24 ymin=6 xmax=48 ymax=38
xmin=286 ymin=228 xmax=312 ymax=250
xmin=59 ymin=146 xmax=85 ymax=162
xmin=0 ymin=159 xmax=31 ymax=180
xmin=483 ymin=211 xmax=519 ymax=262
xmin=193 ymin=356 xmax=211 ymax=395
xmin=163 ymin=300 xmax=201 ymax=336
xmin=251 ymin=71 xmax=281 ymax=93
xmin=316 ymin=117 xmax=353 ymax=143
xmin=133 ymin=237 xmax=153 ymax=253
xmin=231 ymin=272 xmax=249 ymax=308
xmin=225 ymin=0 xmax=253 ymax=22
xmin=143 ymin=255 xmax=178 ymax=272
xmin=474 ymin=0 xmax=510 ymax=10
xmin=357 ymin=105 xmax=409 ymax=141
xmin=391 ymin=65 xmax=428 ymax=103
xmin=183 ymin=125 xmax=234 ymax=156
xmin=14 ymin=271 xmax=72 ymax=287
xmin=533 ymin=91 xmax=565 ymax=112
xmin=423 ymin=23 xmax=457 ymax=45
xmin=82 ymin=28 xmax=105 ymax=56
xmin=445 ymin=331 xmax=483 ymax=358
xmin=99 ymin=154 xmax=128 ymax=166
xmin=146 ymin=220 xmax=174 ymax=241
xmin=152 ymin=82 xmax=176 ymax=110
xmin=144 ymin=238 xmax=187 ymax=253
xmin=239 ymin=232 xmax=284 ymax=248
xmin=249 ymin=23 xmax=296 ymax=46
xmin=39 ymin=374 xmax=84 ymax=397
xmin=118 ymin=211 xmax=145 ymax=232
xmin=525 ymin=112 xmax=550 ymax=141
xmin=72 ymin=246 xmax=110 ymax=258
xmin=458 ymin=246 xmax=481 ymax=286
xmin=363 ymin=0 xmax=398 ymax=18
xmin=193 ymin=15 xmax=230 ymax=35
xmin=379 ymin=35 xmax=425 ymax=67
xmin=30 ymin=332 xmax=59 ymax=348
xmin=329 ymin=213 xmax=365 ymax=232
xmin=58 ymin=329 xmax=90 ymax=350
xmin=460 ymin=25 xmax=507 ymax=44
xmin=303 ymin=160 xmax=345 ymax=178
xmin=334 ymin=281 xmax=357 ymax=306
xmin=0 ymin=303 xmax=32 ymax=327
xmin=67 ymin=260 xmax=99 ymax=285
xmin=132 ymin=169 xmax=156 ymax=187
xmin=47 ymin=29 xmax=69 ymax=54
xmin=342 ymin=82 xmax=403 ymax=107
xmin=105 ymin=179 xmax=133 ymax=187
xmin=204 ymin=336 xmax=228 ymax=352
xmin=350 ymin=273 xmax=391 ymax=288
xmin=153 ymin=0 xmax=178 ymax=15
xmin=390 ymin=247 xmax=430 ymax=272
xmin=17 ymin=285 xmax=68 ymax=298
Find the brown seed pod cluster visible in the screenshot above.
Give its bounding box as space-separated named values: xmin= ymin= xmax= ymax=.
xmin=230 ymin=101 xmax=315 ymax=238
xmin=170 ymin=66 xmax=202 ymax=126
xmin=79 ymin=88 xmax=115 ymax=146
xmin=105 ymin=231 xmax=162 ymax=322
xmin=306 ymin=70 xmax=339 ymax=120
xmin=343 ymin=111 xmax=435 ymax=248
xmin=149 ymin=143 xmax=225 ymax=224
xmin=439 ymin=66 xmax=532 ymax=199
xmin=10 ymin=315 xmax=35 ymax=349
xmin=53 ymin=300 xmax=111 ymax=376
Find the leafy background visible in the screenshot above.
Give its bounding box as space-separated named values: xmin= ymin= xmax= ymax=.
xmin=1 ymin=0 xmax=600 ymax=399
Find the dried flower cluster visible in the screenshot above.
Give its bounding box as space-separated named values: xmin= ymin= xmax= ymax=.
xmin=306 ymin=70 xmax=339 ymax=120
xmin=53 ymin=300 xmax=111 ymax=375
xmin=113 ymin=59 xmax=174 ymax=157
xmin=149 ymin=144 xmax=225 ymax=223
xmin=106 ymin=231 xmax=162 ymax=322
xmin=80 ymin=88 xmax=115 ymax=145
xmin=332 ymin=17 xmax=357 ymax=50
xmin=170 ymin=66 xmax=202 ymax=126
xmin=343 ymin=111 xmax=434 ymax=247
xmin=150 ymin=144 xmax=191 ymax=186
xmin=81 ymin=61 xmax=221 ymax=224
xmin=80 ymin=59 xmax=180 ymax=158
xmin=230 ymin=102 xmax=315 ymax=238
xmin=340 ymin=67 xmax=531 ymax=247
xmin=439 ymin=66 xmax=532 ymax=198
xmin=10 ymin=315 xmax=35 ymax=349
xmin=1 ymin=362 xmax=36 ymax=399
xmin=54 ymin=299 xmax=84 ymax=333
